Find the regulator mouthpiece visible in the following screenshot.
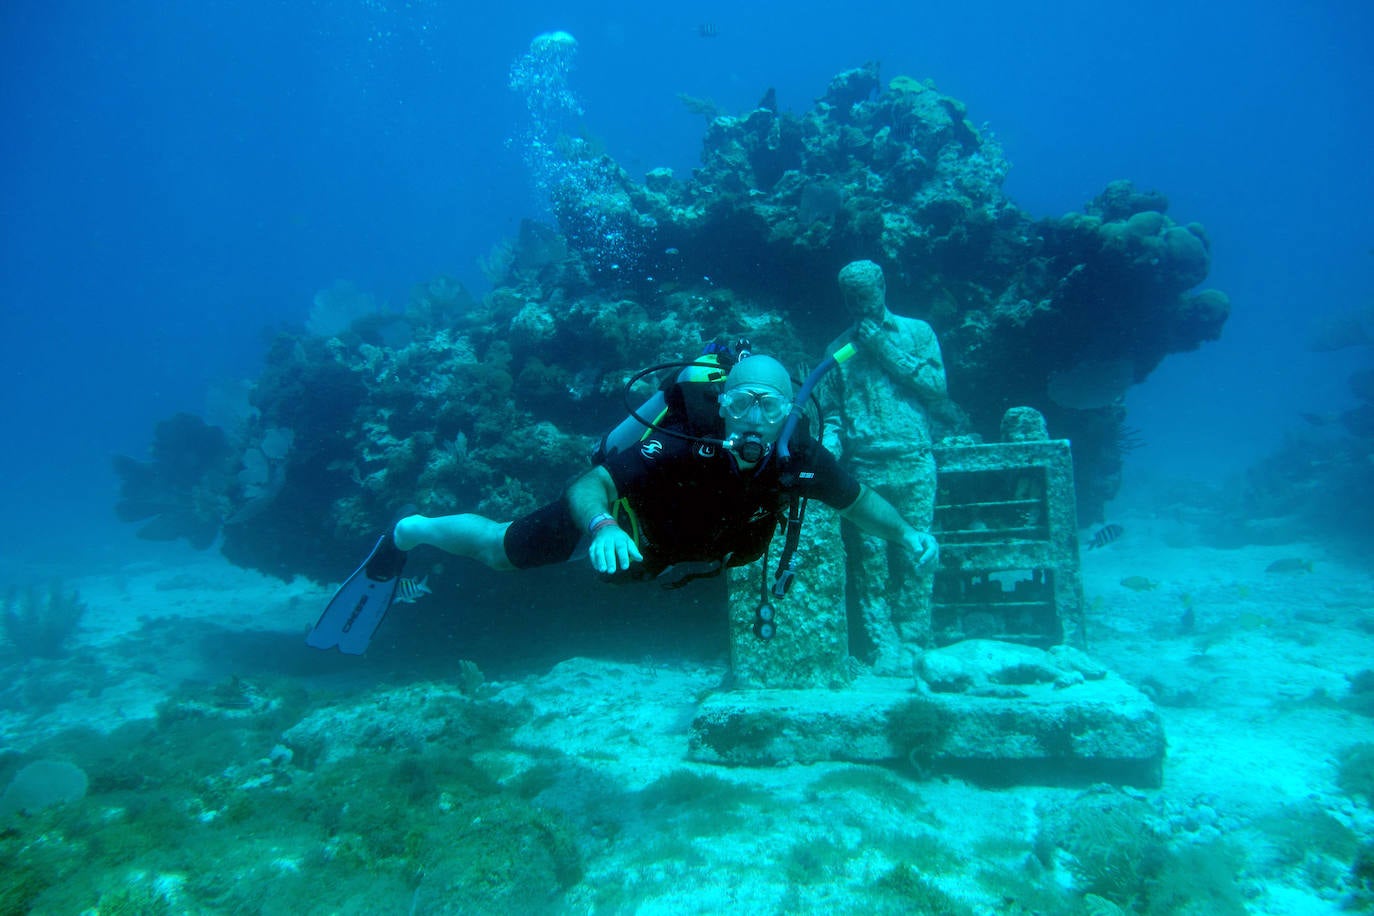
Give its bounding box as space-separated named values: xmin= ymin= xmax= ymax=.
xmin=727 ymin=432 xmax=769 ymax=464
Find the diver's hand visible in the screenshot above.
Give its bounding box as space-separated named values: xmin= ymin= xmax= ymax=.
xmin=589 ymin=525 xmax=643 ymax=574
xmin=903 ymin=530 xmax=939 ymax=567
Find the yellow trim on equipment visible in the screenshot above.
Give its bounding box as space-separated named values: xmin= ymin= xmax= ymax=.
xmin=612 ymin=499 xmax=642 ymax=546
xmin=639 ymin=404 xmax=672 ymax=443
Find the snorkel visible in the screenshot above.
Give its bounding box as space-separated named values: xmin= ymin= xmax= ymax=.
xmin=775 ymin=341 xmax=858 ymax=465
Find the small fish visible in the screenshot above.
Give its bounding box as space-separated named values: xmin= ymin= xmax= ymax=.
xmin=1119 ymin=575 xmax=1158 ymax=592
xmin=1265 ymin=558 xmax=1313 ymax=574
xmin=394 ymin=575 xmax=432 ymax=604
xmin=1086 ymin=524 xmax=1124 ymax=550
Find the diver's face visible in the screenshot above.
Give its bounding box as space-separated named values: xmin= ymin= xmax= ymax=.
xmin=719 ymin=385 xmax=791 ymax=441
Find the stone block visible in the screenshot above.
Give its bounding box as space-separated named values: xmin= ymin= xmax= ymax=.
xmin=690 ymin=642 xmax=1164 ymax=787
xmin=726 ymin=502 xmax=850 ymax=689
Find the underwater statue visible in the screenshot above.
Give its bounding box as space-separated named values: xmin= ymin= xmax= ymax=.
xmin=822 ymin=259 xmax=952 ymax=674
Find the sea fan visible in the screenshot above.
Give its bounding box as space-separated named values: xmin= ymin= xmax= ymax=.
xmin=2 ymin=582 xmax=87 ymax=658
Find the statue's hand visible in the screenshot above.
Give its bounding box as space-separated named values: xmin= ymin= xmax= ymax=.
xmin=854 ymin=318 xmax=884 ymax=348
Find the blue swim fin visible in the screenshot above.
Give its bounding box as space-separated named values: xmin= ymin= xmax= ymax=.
xmin=308 ymin=531 xmax=407 ymax=654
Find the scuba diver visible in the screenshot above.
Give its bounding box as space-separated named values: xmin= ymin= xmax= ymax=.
xmin=308 ymin=351 xmax=938 ymax=654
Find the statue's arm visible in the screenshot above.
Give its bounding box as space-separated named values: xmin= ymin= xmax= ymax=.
xmin=870 ymin=321 xmax=948 ymax=402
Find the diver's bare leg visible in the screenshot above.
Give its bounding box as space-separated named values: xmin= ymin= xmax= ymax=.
xmin=394 ymin=514 xmax=515 ymax=571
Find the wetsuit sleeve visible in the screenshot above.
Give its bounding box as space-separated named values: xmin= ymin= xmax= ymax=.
xmin=797 ymin=438 xmax=862 ymax=509
xmin=599 ymin=438 xmax=667 ymax=504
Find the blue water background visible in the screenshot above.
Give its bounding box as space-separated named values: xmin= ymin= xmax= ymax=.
xmin=2 ymin=0 xmax=1370 ymax=574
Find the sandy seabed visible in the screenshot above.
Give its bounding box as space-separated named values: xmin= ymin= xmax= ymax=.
xmin=2 ymin=508 xmax=1371 ymax=915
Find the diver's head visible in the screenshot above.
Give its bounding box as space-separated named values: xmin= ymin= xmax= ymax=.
xmin=838 ymin=259 xmax=887 ymax=321
xmin=719 ymin=355 xmax=794 ymax=463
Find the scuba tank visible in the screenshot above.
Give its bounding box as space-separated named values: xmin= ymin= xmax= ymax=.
xmin=592 ymin=338 xmax=749 ymax=465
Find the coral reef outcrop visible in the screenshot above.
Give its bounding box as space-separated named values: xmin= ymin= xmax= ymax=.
xmin=544 ymin=65 xmax=1227 ymax=519
xmin=116 ymin=64 xmax=1229 ymax=580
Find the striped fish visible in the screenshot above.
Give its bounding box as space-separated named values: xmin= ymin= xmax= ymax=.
xmin=1086 ymin=524 xmax=1124 ymax=550
xmin=394 ymin=575 xmax=432 ymax=604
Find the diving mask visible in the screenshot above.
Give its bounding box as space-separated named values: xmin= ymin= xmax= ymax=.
xmin=719 ymin=388 xmax=791 ymax=424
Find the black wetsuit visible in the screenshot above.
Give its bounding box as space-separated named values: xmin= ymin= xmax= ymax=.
xmin=503 ymin=429 xmax=861 ymax=578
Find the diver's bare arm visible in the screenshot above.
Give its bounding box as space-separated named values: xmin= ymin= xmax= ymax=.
xmin=566 ymin=466 xmax=643 ymax=572
xmin=566 ymin=466 xmax=619 ymax=528
xmin=838 ymin=484 xmax=939 ymax=566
